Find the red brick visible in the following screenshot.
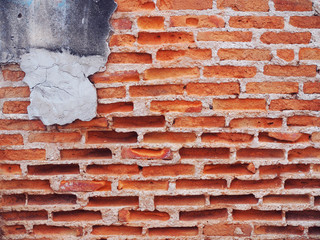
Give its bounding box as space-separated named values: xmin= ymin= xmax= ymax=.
xmin=59 ymin=181 xmax=111 ymax=192
xmin=29 ymin=132 xmax=81 ymax=143
xmin=0 ymin=211 xmax=47 ymax=221
xmin=2 ymin=101 xmax=29 ymax=114
xmin=0 ymin=149 xmax=45 ymax=161
xmin=173 ymin=116 xmax=225 ymax=128
xmin=230 ymin=178 xmax=282 ymax=189
xmin=204 ymin=164 xmax=255 ymax=175
xmin=110 ymin=34 xmax=136 ymax=47
xmin=273 ymin=0 xmax=312 ymax=11
xmin=287 ymin=116 xmax=320 ymax=126
xmin=0 ymin=119 xmax=43 ymax=131
xmin=213 ymin=99 xmax=266 ymax=111
xmin=237 ymin=148 xmax=284 ymax=159
xmin=142 ymin=164 xmax=195 ymax=177
xmin=261 ymin=32 xmax=311 ymax=44
xmin=289 ymin=147 xmax=320 ymax=160
xmin=2 ymin=225 xmax=26 ymax=235
xmin=0 ymin=134 xmax=23 ymax=146
xmin=230 ymin=117 xmax=282 ymax=128
xmin=92 ymin=225 xmax=142 ymax=236
xmin=138 ymin=32 xmax=194 ymax=45
xmin=170 ymin=15 xmax=224 ymax=28
xmin=60 ymin=149 xmax=112 ymax=160
xmin=2 ymin=68 xmax=25 ymax=81
xmin=119 ymin=210 xmax=169 ymax=222
xmin=263 ymin=195 xmax=309 ymax=204
xmin=304 ymin=82 xmax=320 ymax=93
xmin=204 ymin=66 xmax=256 ymax=78
xmin=150 ymin=100 xmax=202 ymax=113
xmin=217 ymin=0 xmax=269 ymax=11
xmin=157 ymin=49 xmax=212 ymax=61
xmin=204 ymin=224 xmax=252 ymax=236
xmin=286 ymin=211 xmax=320 ymax=221
xmin=270 ymin=99 xmax=320 ymax=111
xmin=28 ymin=194 xmax=76 ymax=205
xmin=255 ymin=225 xmax=304 ymax=235
xmin=87 ymin=196 xmax=139 ymax=207
xmin=202 ymin=132 xmax=253 ymax=143
xmin=299 ymin=48 xmax=320 ymax=60
xmin=121 ymin=148 xmax=172 ymax=160
xmin=187 ymin=82 xmax=240 ymax=96
xmin=311 ymin=132 xmax=320 ymax=142
xmin=180 ymin=209 xmax=227 ymax=221
xmin=58 ymin=118 xmax=108 ymax=130
xmin=264 ymin=65 xmax=316 ymax=77
xmin=157 ymin=0 xmax=212 ymax=10
xmin=267 ymin=132 xmax=303 ymax=142
xmin=1 ymin=194 xmax=26 ymax=206
xmin=260 ymin=164 xmax=309 ymax=176
xmin=108 ymin=52 xmax=152 ymax=64
xmin=33 ymin=225 xmax=82 ymax=236
xmin=97 ymin=87 xmax=126 ymax=99
xmin=155 ymin=195 xmax=205 ymax=206
xmin=233 ymin=209 xmax=282 ymax=221
xmin=180 ymin=148 xmax=230 ymax=159
xmin=111 ymin=18 xmax=132 ymax=30
xmin=130 ymin=84 xmax=184 ymax=97
xmin=53 ymin=210 xmax=102 ymax=221
xmin=210 ymin=195 xmax=258 ymax=205
xmin=118 ymin=180 xmax=168 ymax=190
xmin=0 ymin=180 xmax=51 ymax=190
xmin=86 ymin=164 xmax=139 ymax=175
xmin=218 ymin=49 xmax=271 ymax=61
xmin=259 ymin=132 xmax=308 ymax=143
xmin=176 ymin=179 xmax=227 ymax=189
xmin=246 ymin=82 xmax=298 ymax=94
xmin=285 ymin=179 xmax=320 ymax=189
xmin=229 ymin=16 xmax=284 ymax=29
xmin=86 ymin=131 xmax=137 ymax=144
xmin=277 ymin=49 xmax=295 ymax=62
xmin=97 ymin=102 xmax=133 ymax=114
xmin=148 ymin=227 xmax=198 ymax=236
xmin=90 ymin=70 xmax=139 ymax=84
xmin=138 ymin=16 xmax=164 ymax=30
xmin=115 ymin=0 xmax=155 ymax=12
xmin=0 ymin=86 xmax=30 ymax=98
xmin=143 ymin=132 xmax=196 ymax=143
xmin=144 ymin=67 xmax=199 ymax=80
xmin=198 ymin=31 xmax=252 ymax=42
xmin=28 ymin=164 xmax=79 ymax=175
xmin=113 ymin=116 xmax=165 ymax=128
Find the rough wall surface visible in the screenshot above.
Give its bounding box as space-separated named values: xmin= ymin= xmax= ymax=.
xmin=1 ymin=0 xmax=320 ymax=239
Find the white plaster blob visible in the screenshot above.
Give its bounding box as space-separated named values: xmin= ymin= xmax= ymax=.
xmin=20 ymin=48 xmax=105 ymax=125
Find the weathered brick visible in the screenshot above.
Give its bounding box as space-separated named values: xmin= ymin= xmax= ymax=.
xmin=97 ymin=102 xmax=133 ymax=114
xmin=138 ymin=32 xmax=194 ymax=45
xmin=277 ymin=49 xmax=295 ymax=62
xmin=143 ymin=132 xmax=196 ymax=143
xmin=210 ymin=195 xmax=258 ymax=205
xmin=155 ymin=195 xmax=205 ymax=206
xmin=0 ymin=86 xmax=30 ymax=98
xmin=287 ymin=116 xmax=320 ymax=126
xmin=230 ymin=178 xmax=282 ymax=189
xmin=92 ymin=225 xmax=142 ymax=236
xmin=273 ymin=0 xmax=312 ymax=11
xmin=212 ymin=99 xmax=266 ymax=110
xmin=113 ymin=116 xmax=165 ymax=128
xmin=176 ymin=179 xmax=227 ymax=189
xmin=86 ymin=164 xmax=139 ymax=175
xmin=108 ymin=52 xmax=152 ymax=64
xmin=28 ymin=164 xmax=79 ymax=175
xmin=33 ymin=225 xmax=82 ymax=236
xmin=173 ymin=116 xmax=225 ymax=128
xmin=59 ymin=180 xmax=111 ymax=192
xmin=204 ymin=224 xmax=252 ymax=236
xmin=299 ymin=48 xmax=320 ymax=60
xmin=263 ymin=194 xmax=309 ymax=204
xmin=260 ymin=164 xmax=309 ymax=176
xmin=142 ymin=164 xmax=195 ymax=177
xmin=264 ymin=65 xmax=316 ymax=77
xmin=86 ymin=131 xmax=137 ymax=144
xmin=90 ymin=70 xmax=139 ymax=83
xmin=1 ymin=225 xmax=26 ymax=235
xmin=270 ymin=99 xmax=320 ymax=111
xmin=121 ymin=148 xmax=172 ymax=160
xmin=111 ymin=18 xmax=132 ymax=30
xmin=233 ymin=209 xmax=282 ymax=221
xmin=144 ymin=67 xmax=199 ymax=80
xmin=186 ymin=82 xmax=240 ymax=96
xmin=261 ymin=32 xmax=311 ymax=44
xmin=119 ymin=210 xmax=170 ymax=222
xmin=180 ymin=209 xmax=227 ymax=221
xmin=202 ymin=133 xmax=254 ymax=143
xmin=137 ymin=16 xmax=164 ymax=30
xmin=87 ymin=196 xmax=139 ymax=207
xmin=157 ymin=49 xmax=212 ymax=61
xmin=217 ymin=0 xmax=269 ymax=11
xmin=204 ymin=66 xmax=256 ymax=78
xmin=0 ymin=119 xmax=45 ymax=131
xmin=0 ymin=180 xmax=51 ymax=190
xmin=229 ymin=16 xmax=284 ymax=29
xmin=0 ymin=164 xmax=21 ymax=175
xmin=180 ymin=148 xmax=230 ymax=159
xmin=130 ymin=84 xmax=184 ymax=97
xmin=204 ymin=164 xmax=255 ymax=175
xmin=0 ymin=134 xmax=23 ymax=146
xmin=2 ymin=68 xmax=25 ymax=81
xmin=0 ymin=149 xmax=45 ymax=161
xmin=2 ymin=101 xmax=29 ymax=114
xmin=218 ymin=49 xmax=271 ymax=61
xmin=118 ymin=180 xmax=168 ymax=190
xmin=110 ymin=34 xmax=136 ymax=47
xmin=198 ymin=31 xmax=252 ymax=42
xmin=115 ymin=0 xmax=155 ymax=12
xmin=150 ymin=100 xmax=202 ymax=113
xmin=0 ymin=211 xmax=47 ymax=221
xmin=246 ymin=82 xmax=298 ymax=94
xmin=29 ymin=132 xmax=82 ymax=143
xmin=255 ymin=225 xmax=304 ymax=235
xmin=170 ymin=15 xmax=224 ymax=28
xmin=148 ymin=227 xmax=198 ymax=236
xmin=157 ymin=0 xmax=212 ymax=10
xmin=53 ymin=210 xmax=102 ymax=221
xmin=60 ymin=149 xmax=112 ymax=160
xmin=58 ymin=118 xmax=108 ymax=130
xmin=230 ymin=117 xmax=282 ymax=128
xmin=97 ymin=87 xmax=126 ymax=99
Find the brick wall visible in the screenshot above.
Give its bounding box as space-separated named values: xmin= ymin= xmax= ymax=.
xmin=1 ymin=0 xmax=320 ymax=238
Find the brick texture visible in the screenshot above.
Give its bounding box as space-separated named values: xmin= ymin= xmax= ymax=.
xmin=1 ymin=0 xmax=320 ymax=239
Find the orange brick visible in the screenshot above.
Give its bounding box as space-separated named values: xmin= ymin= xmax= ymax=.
xmin=97 ymin=102 xmax=133 ymax=114
xmin=119 ymin=210 xmax=169 ymax=222
xmin=264 ymin=132 xmax=305 ymax=142
xmin=0 ymin=86 xmax=30 ymax=98
xmin=277 ymin=49 xmax=295 ymax=61
xmin=129 ymin=84 xmax=184 ymax=97
xmin=115 ymin=0 xmax=155 ymax=12
xmin=204 ymin=164 xmax=255 ymax=175
xmin=86 ymin=164 xmax=139 ymax=175
xmin=121 ymin=148 xmax=172 ymax=160
xmin=0 ymin=164 xmax=21 ymax=175
xmin=264 ymin=65 xmax=316 ymax=77
xmin=230 ymin=178 xmax=282 ymax=189
xmin=97 ymin=87 xmax=126 ymax=99
xmin=142 ymin=164 xmax=194 ymax=177
xmin=255 ymin=225 xmax=304 ymax=235
xmin=180 ymin=209 xmax=227 ymax=221
xmin=157 ymin=0 xmax=212 ymax=10
xmin=60 ymin=149 xmax=112 ymax=160
xmin=233 ymin=209 xmax=282 ymax=221
xmin=217 ymin=0 xmax=269 ymax=11
xmin=246 ymin=82 xmax=298 ymax=94
xmin=263 ymin=195 xmax=309 ymax=204
xmin=0 ymin=180 xmax=51 ymax=190
xmin=260 ymin=32 xmax=311 ymax=44
xmin=299 ymin=48 xmax=320 ymax=60
xmin=58 ymin=118 xmax=108 ymax=130
xmin=287 ymin=116 xmax=320 ymax=126
xmin=113 ymin=116 xmax=165 ymax=128
xmin=53 ymin=210 xmax=102 ymax=221
xmin=150 ymin=100 xmax=202 ymax=113
xmin=2 ymin=101 xmax=29 ymax=114
xmin=204 ymin=224 xmax=252 ymax=236
xmin=273 ymin=0 xmax=312 ymax=11
xmin=0 ymin=134 xmax=23 ymax=146
xmin=198 ymin=31 xmax=252 ymax=42
xmin=143 ymin=132 xmax=196 ymax=143
xmin=212 ymin=99 xmax=266 ymax=111
xmin=230 ymin=118 xmax=282 ymax=128
xmin=118 ymin=180 xmax=168 ymax=190
xmin=59 ymin=181 xmax=111 ymax=192
xmin=270 ymin=99 xmax=320 ymax=111
xmin=108 ymin=52 xmax=152 ymax=64
xmin=259 ymin=164 xmax=310 ymax=176
xmin=177 ymin=179 xmax=226 ymax=190
xmin=155 ymin=195 xmax=205 ymax=206
xmin=137 ymin=16 xmax=164 ymax=30
xmin=311 ymin=132 xmax=320 ymax=142
xmin=111 ymin=18 xmax=132 ymax=30
xmin=87 ymin=196 xmax=139 ymax=207
xmin=86 ymin=131 xmax=137 ymax=144
xmin=156 ymin=49 xmax=212 ymax=61
xmin=288 ymin=147 xmax=320 ymax=160
xmin=28 ymin=132 xmax=81 ymax=143
xmin=138 ymin=32 xmax=194 ymax=45
xmin=187 ymin=82 xmax=240 ymax=96
xmin=33 ymin=225 xmax=82 ymax=236
xmin=92 ymin=225 xmax=142 ymax=236
xmin=173 ymin=116 xmax=225 ymax=128
xmin=180 ymin=148 xmax=230 ymax=159
xmin=0 ymin=149 xmax=45 ymax=161
xmin=202 ymin=133 xmax=253 ymax=143
xmin=90 ymin=70 xmax=139 ymax=84
xmin=204 ymin=66 xmax=256 ymax=78
xmin=0 ymin=211 xmax=47 ymax=221
xmin=229 ymin=16 xmax=284 ymax=29
xmin=110 ymin=34 xmax=136 ymax=47
xmin=218 ymin=49 xmax=271 ymax=61
xmin=210 ymin=195 xmax=258 ymax=205
xmin=0 ymin=119 xmax=45 ymax=131
xmin=1 ymin=68 xmax=25 ymax=81
xmin=148 ymin=227 xmax=198 ymax=236
xmin=144 ymin=67 xmax=199 ymax=80
xmin=170 ymin=15 xmax=224 ymax=28
xmin=237 ymin=148 xmax=284 ymax=159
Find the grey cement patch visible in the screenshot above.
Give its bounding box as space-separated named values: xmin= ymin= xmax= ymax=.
xmin=0 ymin=0 xmax=117 ymax=125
